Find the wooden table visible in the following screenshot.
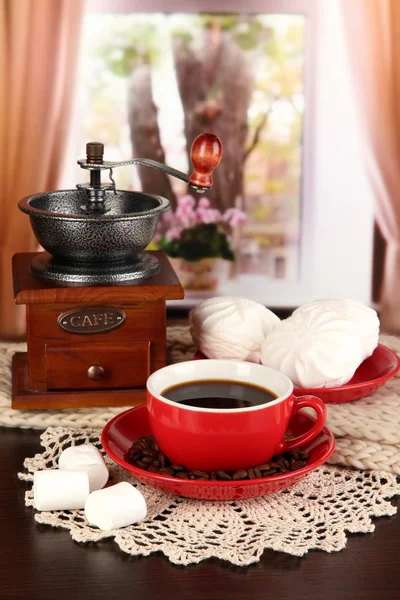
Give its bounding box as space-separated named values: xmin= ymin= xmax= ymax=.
xmin=2 ymin=427 xmax=398 ymax=600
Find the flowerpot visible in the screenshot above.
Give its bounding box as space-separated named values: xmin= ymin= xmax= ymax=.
xmin=169 ymin=257 xmax=231 ymax=292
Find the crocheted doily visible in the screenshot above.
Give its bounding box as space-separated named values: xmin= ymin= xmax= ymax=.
xmin=4 ymin=329 xmax=400 ymax=475
xmin=18 ymin=426 xmax=400 ymax=566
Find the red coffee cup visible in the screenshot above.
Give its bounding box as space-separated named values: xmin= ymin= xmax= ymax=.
xmin=146 ymin=359 xmax=326 ymax=472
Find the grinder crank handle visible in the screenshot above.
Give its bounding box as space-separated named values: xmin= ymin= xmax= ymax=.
xmin=188 ymin=133 xmax=223 ymax=191
xmin=78 ymin=134 xmax=223 ymax=193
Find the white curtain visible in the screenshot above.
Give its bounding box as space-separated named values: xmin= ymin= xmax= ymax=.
xmin=341 ymin=0 xmax=400 ymax=332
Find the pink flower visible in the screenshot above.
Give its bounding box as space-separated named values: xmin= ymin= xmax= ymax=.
xmin=195 ymin=207 xmax=222 ymax=225
xmin=222 ymin=208 xmax=247 ymax=227
xmin=175 ymin=195 xmax=197 ymax=228
xmin=177 ymin=195 xmax=195 ymax=211
xmin=198 ymin=197 xmax=211 ymax=209
xmin=165 ymin=226 xmax=183 ymax=242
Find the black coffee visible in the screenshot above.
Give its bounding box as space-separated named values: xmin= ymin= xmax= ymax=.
xmin=162 ymin=380 xmax=277 ymax=410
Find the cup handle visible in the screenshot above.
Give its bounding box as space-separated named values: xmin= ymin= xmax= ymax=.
xmin=281 ymin=395 xmax=326 ymax=453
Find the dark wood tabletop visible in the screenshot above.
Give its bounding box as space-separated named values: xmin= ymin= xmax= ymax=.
xmin=2 ymin=426 xmax=399 ymax=600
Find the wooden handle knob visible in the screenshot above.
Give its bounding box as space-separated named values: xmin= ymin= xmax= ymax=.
xmin=189 ymin=133 xmax=222 ymax=189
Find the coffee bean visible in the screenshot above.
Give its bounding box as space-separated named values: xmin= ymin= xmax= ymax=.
xmin=135 ymin=460 xmax=149 ymax=469
xmin=192 ymin=470 xmax=210 ymax=479
xmin=142 ymin=449 xmax=156 ymax=457
xmin=254 ymin=467 xmax=262 ymax=479
xmin=248 ymin=468 xmax=256 ymax=479
xmin=291 ymin=460 xmax=306 ymax=470
xmin=153 ymin=460 xmax=161 ymax=468
xmin=175 ymin=472 xmax=189 ymax=479
xmin=141 ymin=456 xmax=154 ymax=465
xmin=255 ymin=464 xmax=270 ymax=471
xmin=159 ymin=467 xmax=174 ymax=476
xmin=264 ymin=468 xmax=277 ymax=476
xmin=211 ymin=472 xmax=217 ymax=480
xmin=170 ymin=464 xmax=185 ymax=471
xmin=216 ymin=470 xmax=232 ymax=481
xmin=232 ymin=469 xmax=248 ymax=480
xmin=148 ymin=465 xmax=160 ymax=473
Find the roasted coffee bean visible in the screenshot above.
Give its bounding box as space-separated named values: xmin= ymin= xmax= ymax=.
xmin=159 ymin=467 xmax=174 ymax=476
xmin=148 ymin=465 xmax=160 ymax=474
xmin=142 ymin=449 xmax=156 ymax=457
xmin=255 ymin=464 xmax=270 ymax=471
xmin=211 ymin=472 xmax=217 ymax=480
xmin=192 ymin=470 xmax=210 ymax=479
xmin=141 ymin=456 xmax=154 ymax=465
xmin=170 ymin=464 xmax=185 ymax=471
xmin=153 ymin=460 xmax=161 ymax=468
xmin=248 ymin=468 xmax=256 ymax=480
xmin=264 ymin=468 xmax=277 ymax=476
xmin=216 ymin=470 xmax=232 ymax=481
xmin=175 ymin=472 xmax=189 ymax=479
xmin=291 ymin=460 xmax=306 ymax=470
xmin=232 ymin=469 xmax=248 ymax=480
xmin=254 ymin=467 xmax=262 ymax=479
xmin=135 ymin=460 xmax=149 ymax=469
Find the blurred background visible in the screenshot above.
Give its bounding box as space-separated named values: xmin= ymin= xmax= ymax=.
xmin=0 ymin=0 xmax=398 ymax=339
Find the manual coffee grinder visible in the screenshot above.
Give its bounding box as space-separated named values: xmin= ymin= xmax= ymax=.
xmin=12 ymin=133 xmax=222 ymax=409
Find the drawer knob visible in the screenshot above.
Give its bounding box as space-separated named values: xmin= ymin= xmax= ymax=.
xmin=87 ymin=365 xmax=105 ymax=381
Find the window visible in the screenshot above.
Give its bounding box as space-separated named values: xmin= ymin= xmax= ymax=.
xmin=64 ymin=0 xmax=374 ymax=307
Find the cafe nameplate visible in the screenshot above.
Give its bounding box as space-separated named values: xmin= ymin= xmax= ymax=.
xmin=58 ymin=307 xmax=126 ymax=334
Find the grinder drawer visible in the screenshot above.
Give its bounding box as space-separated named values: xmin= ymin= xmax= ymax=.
xmin=45 ymin=341 xmax=150 ymax=391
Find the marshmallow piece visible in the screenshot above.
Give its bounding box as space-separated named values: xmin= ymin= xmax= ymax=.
xmin=190 ymin=296 xmax=280 ymax=363
xmin=293 ymin=298 xmax=379 ymax=360
xmin=34 ymin=470 xmax=90 ymax=511
xmin=58 ymin=444 xmax=109 ymax=492
xmin=85 ymin=482 xmax=147 ymax=530
xmin=261 ymin=311 xmax=365 ymax=388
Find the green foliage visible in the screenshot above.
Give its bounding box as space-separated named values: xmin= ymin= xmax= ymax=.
xmin=159 ymin=224 xmax=235 ymax=262
xmin=93 ymin=23 xmax=162 ymax=77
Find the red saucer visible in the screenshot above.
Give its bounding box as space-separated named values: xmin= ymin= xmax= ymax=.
xmin=194 ymin=344 xmax=400 ymax=404
xmin=101 ymin=405 xmax=335 ymax=501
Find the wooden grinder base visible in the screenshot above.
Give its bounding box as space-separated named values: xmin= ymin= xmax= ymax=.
xmin=11 ymin=251 xmax=184 ymax=410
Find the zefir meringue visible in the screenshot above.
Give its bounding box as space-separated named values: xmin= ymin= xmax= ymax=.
xmin=190 ymin=296 xmax=280 ymax=363
xmin=292 ymin=298 xmax=379 ymax=360
xmin=260 ymin=310 xmax=365 ymax=388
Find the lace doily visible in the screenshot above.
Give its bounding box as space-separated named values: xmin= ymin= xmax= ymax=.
xmin=18 ymin=427 xmax=400 ymax=566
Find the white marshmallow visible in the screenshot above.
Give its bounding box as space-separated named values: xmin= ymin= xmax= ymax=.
xmin=261 ymin=311 xmax=365 ymax=388
xmin=34 ymin=470 xmax=90 ymax=511
xmin=293 ymin=298 xmax=379 ymax=360
xmin=58 ymin=444 xmax=109 ymax=492
xmin=190 ymin=296 xmax=280 ymax=363
xmin=85 ymin=482 xmax=147 ymax=530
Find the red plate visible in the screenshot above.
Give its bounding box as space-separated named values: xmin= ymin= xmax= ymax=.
xmin=102 ymin=405 xmax=335 ymax=501
xmin=194 ymin=344 xmax=400 ymax=404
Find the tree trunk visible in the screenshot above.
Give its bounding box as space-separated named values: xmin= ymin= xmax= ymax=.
xmin=127 ymin=63 xmax=176 ymax=208
xmin=173 ymin=26 xmax=253 ymax=212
